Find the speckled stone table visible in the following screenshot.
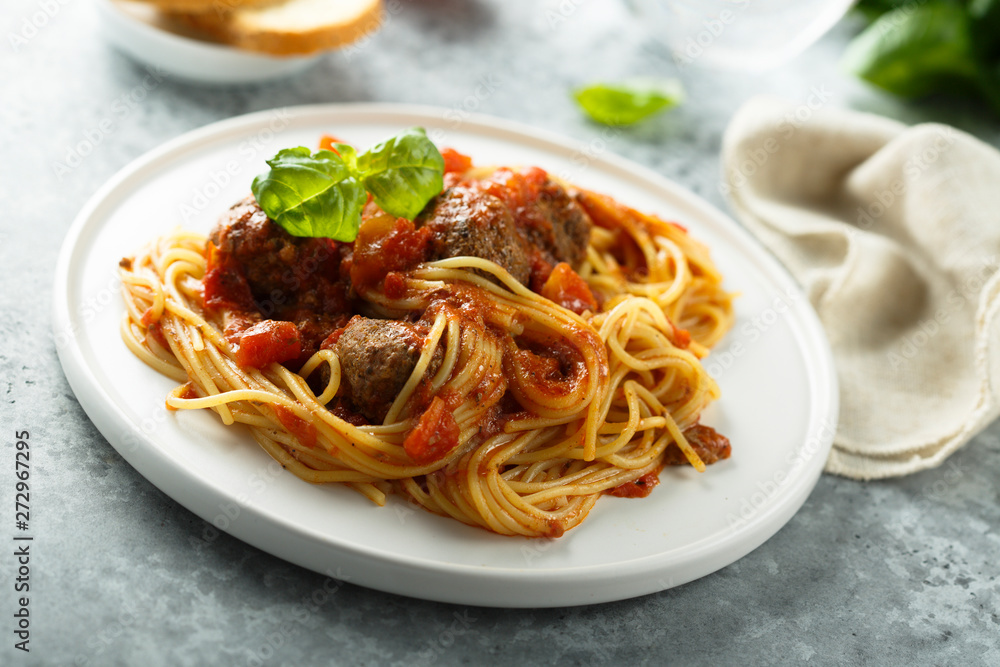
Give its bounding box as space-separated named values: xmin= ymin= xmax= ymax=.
xmin=2 ymin=1 xmax=999 ymax=665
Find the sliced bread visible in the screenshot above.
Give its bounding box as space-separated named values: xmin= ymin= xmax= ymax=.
xmin=129 ymin=0 xmax=279 ymax=13
xmin=168 ymin=0 xmax=383 ymax=56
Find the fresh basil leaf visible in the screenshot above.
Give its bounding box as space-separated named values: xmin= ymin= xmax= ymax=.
xmin=973 ymin=62 xmax=1000 ymax=114
xmin=334 ymin=143 xmax=358 ymax=172
xmin=969 ymin=0 xmax=1000 ymax=62
xmin=355 ymin=127 xmax=445 ymax=220
xmin=853 ymin=0 xmax=912 ymax=22
xmin=572 ymin=79 xmax=684 ymax=126
xmin=251 ymin=147 xmax=366 ymax=241
xmin=843 ymin=4 xmax=980 ymax=99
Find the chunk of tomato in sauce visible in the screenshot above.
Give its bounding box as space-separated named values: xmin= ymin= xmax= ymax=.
xmin=663 ymin=424 xmax=732 ymax=466
xmin=350 ymin=215 xmax=431 ymax=290
xmin=383 ymin=271 xmax=407 ymax=299
xmin=403 ymin=396 xmax=460 ymax=465
xmin=478 ymin=167 xmax=548 ymax=213
xmin=233 ymin=320 xmax=301 ymax=368
xmin=540 ymin=262 xmax=598 ymax=315
xmin=672 ymin=325 xmax=691 ymax=350
xmin=203 ymin=245 xmax=256 ymax=313
xmin=510 ymin=339 xmax=585 ymax=398
xmin=273 ymin=404 xmax=318 ymax=449
xmin=319 ymin=134 xmax=344 ymax=155
xmin=441 ymin=147 xmax=473 ymax=175
xmin=607 ymin=470 xmax=661 ymax=498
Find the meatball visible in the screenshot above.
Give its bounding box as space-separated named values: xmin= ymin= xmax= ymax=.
xmin=208 ymin=196 xmax=352 ymax=360
xmin=537 ymin=179 xmax=591 ymax=267
xmin=416 ymin=186 xmax=531 ymax=285
xmin=519 ymin=178 xmax=592 ymax=268
xmin=335 ymin=317 xmax=438 ymax=423
xmin=209 ymin=196 xmax=341 ymax=303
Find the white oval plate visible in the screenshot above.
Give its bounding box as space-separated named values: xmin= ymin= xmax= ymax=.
xmin=54 ymin=104 xmax=838 ymax=608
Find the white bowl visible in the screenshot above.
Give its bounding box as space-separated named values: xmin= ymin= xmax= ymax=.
xmin=627 ymin=0 xmax=857 ymax=72
xmin=95 ymin=0 xmax=321 ymax=85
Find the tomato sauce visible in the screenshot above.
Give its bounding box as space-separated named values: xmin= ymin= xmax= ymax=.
xmin=145 ymin=322 xmax=168 ymax=349
xmin=607 ymin=470 xmax=661 ymax=498
xmin=350 ymin=214 xmax=431 ymax=290
xmin=203 ymin=246 xmax=257 ymax=313
xmin=403 ymin=396 xmax=460 ymax=465
xmin=274 ymin=405 xmax=318 ymax=449
xmin=441 ymin=147 xmax=473 ymax=175
xmin=672 ymin=325 xmax=691 ymax=350
xmin=663 ymin=424 xmax=732 ymax=466
xmin=540 ymin=262 xmax=598 ymax=315
xmin=508 ymin=337 xmax=585 ymax=399
xmin=166 ymin=382 xmax=200 ymax=411
xmin=232 ymin=320 xmax=301 ymax=368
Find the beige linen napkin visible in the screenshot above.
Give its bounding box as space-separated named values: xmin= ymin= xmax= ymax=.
xmin=721 ymin=97 xmax=1000 ymax=479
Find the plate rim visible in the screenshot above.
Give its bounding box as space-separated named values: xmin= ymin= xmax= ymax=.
xmin=53 ymin=103 xmax=839 ymax=606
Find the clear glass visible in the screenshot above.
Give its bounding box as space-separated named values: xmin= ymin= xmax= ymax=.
xmin=627 ymin=0 xmax=857 ymax=72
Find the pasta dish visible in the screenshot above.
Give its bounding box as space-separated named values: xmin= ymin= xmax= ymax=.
xmin=119 ymin=134 xmax=734 ymax=537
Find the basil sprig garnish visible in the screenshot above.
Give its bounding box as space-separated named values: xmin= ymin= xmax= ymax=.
xmin=251 ymin=127 xmax=445 ymax=241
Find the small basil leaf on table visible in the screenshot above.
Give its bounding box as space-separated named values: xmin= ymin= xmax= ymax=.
xmin=573 ymin=79 xmax=685 ymax=126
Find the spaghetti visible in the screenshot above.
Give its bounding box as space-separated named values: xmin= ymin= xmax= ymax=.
xmin=119 ymin=154 xmax=734 ymax=538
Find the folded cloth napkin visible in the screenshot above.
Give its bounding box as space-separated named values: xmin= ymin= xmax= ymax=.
xmin=721 ymin=97 xmax=1000 ymax=480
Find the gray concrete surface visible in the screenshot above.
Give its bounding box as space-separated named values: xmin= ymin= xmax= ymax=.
xmin=1 ymin=0 xmax=998 ymax=665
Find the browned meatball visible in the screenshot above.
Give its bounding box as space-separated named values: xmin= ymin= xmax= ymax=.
xmin=518 ymin=179 xmax=592 ymax=268
xmin=335 ymin=317 xmax=435 ymax=423
xmin=416 ymin=186 xmax=531 ymax=285
xmin=209 ymin=196 xmax=341 ymax=303
xmin=208 ymin=196 xmax=352 ymax=361
xmin=538 ymin=179 xmax=592 ymax=267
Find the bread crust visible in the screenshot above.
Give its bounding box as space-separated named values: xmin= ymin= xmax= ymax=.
xmin=129 ymin=0 xmax=278 ymax=14
xmin=167 ymin=0 xmax=383 ymax=56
